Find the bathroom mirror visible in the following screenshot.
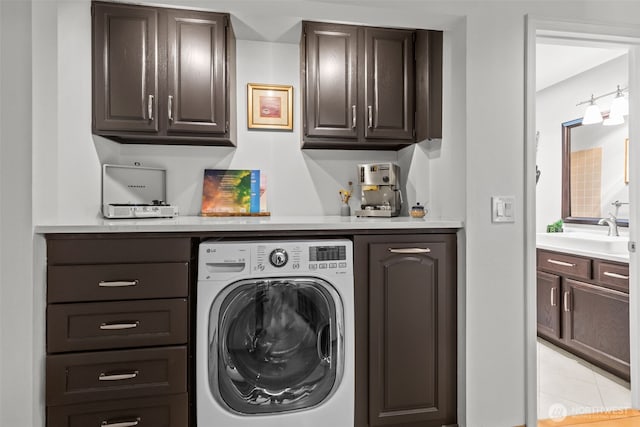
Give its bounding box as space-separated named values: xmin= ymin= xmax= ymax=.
xmin=562 ymin=117 xmax=629 ymax=226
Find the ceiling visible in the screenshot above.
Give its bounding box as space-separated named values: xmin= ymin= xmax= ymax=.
xmin=536 ymin=42 xmax=627 ymax=91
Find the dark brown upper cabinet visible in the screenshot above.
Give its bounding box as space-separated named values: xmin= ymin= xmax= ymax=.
xmin=303 ymin=23 xmax=359 ymax=140
xmin=364 ymin=27 xmax=414 ymax=141
xmin=92 ymin=2 xmax=236 ymax=146
xmin=301 ymin=21 xmax=442 ymax=150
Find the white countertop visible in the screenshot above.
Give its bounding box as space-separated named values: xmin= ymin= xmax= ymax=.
xmin=536 ymin=242 xmax=629 ymax=263
xmin=34 ymin=215 xmax=464 ymax=234
xmin=536 ymin=230 xmax=630 ymax=263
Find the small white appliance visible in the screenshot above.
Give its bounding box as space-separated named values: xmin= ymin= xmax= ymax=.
xmin=197 ymin=239 xmax=354 ymax=427
xmin=101 ymin=164 xmax=179 ymax=218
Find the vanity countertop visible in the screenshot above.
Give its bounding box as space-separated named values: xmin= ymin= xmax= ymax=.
xmin=35 ymin=215 xmax=464 ymax=234
xmin=536 ymin=231 xmax=630 ymax=263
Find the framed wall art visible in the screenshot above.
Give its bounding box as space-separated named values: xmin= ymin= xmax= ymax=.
xmin=247 ymin=83 xmax=293 ymax=130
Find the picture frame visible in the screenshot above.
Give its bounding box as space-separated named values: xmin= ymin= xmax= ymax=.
xmin=625 ymin=137 xmax=629 ymax=184
xmin=247 ymin=83 xmax=293 ymax=130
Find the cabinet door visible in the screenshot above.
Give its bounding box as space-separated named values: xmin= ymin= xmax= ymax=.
xmin=365 ymin=236 xmax=456 ymax=427
xmin=93 ymin=2 xmax=158 ymax=132
xmin=537 ymin=271 xmax=561 ymax=341
xmin=364 ymin=28 xmax=414 ymax=140
xmin=166 ymin=10 xmax=227 ymax=134
xmin=303 ymin=22 xmax=358 ymax=138
xmin=563 ymin=278 xmax=630 ymax=379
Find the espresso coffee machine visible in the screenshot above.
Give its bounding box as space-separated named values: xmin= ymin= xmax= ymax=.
xmin=355 ymin=163 xmax=402 ymax=217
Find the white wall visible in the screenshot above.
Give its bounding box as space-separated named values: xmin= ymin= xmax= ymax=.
xmin=0 ymin=1 xmax=33 ymax=426
xmin=536 ymin=54 xmax=629 ymax=230
xmin=0 ymin=1 xmax=3 ymax=420
xmin=116 ymin=39 xmax=398 ymax=216
xmin=5 ymin=2 xmax=639 ymax=427
xmin=33 ymin=0 xmax=451 ymax=222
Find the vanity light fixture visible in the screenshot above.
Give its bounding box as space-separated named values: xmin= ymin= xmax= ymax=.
xmin=603 ymin=113 xmax=625 ymax=126
xmin=581 ymin=95 xmax=603 ymax=125
xmin=577 ymin=85 xmax=629 ymax=126
xmin=609 ymin=85 xmax=629 ymax=117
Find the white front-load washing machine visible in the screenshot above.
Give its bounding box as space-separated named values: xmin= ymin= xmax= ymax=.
xmin=197 ymin=239 xmax=354 ymax=427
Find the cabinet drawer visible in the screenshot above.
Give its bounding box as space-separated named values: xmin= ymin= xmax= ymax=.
xmin=47 ymin=299 xmax=188 ymax=353
xmin=47 ymin=393 xmax=188 ymax=427
xmin=595 ymin=260 xmax=629 ymax=293
xmin=47 ymin=237 xmax=191 ymax=265
xmin=46 ymin=346 xmax=187 ymax=405
xmin=47 ymin=263 xmax=188 ymax=303
xmin=537 ymin=250 xmax=591 ymax=280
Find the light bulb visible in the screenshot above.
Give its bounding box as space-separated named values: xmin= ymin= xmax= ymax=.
xmin=610 ymin=94 xmax=628 ymax=117
xmin=603 ymin=113 xmax=624 ymax=126
xmin=582 ymin=101 xmax=603 ymax=125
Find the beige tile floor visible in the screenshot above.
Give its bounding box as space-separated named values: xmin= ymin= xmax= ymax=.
xmin=538 ymin=338 xmax=631 ymax=421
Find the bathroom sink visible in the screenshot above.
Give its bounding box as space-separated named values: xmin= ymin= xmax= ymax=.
xmin=536 ymin=232 xmax=629 ymax=254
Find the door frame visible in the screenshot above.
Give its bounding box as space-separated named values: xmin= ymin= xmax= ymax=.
xmin=525 ymin=15 xmax=640 ymax=425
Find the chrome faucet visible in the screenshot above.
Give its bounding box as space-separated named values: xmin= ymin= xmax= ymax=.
xmin=598 ymin=213 xmax=619 ymax=237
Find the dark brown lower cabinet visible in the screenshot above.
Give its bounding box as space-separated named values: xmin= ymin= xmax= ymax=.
xmin=355 ymin=233 xmax=457 ymax=427
xmin=564 ymin=278 xmax=629 ymax=378
xmin=45 ymin=236 xmax=192 ymax=427
xmin=47 ymin=394 xmax=188 ymax=427
xmin=536 ymin=249 xmax=630 ymax=380
xmin=536 ymin=271 xmax=561 ymax=341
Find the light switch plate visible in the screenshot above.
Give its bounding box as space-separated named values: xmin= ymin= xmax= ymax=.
xmin=492 ymin=196 xmax=515 ymax=223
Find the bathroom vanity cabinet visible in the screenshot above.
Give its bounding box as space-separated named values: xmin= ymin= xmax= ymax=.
xmin=300 ymin=21 xmax=442 ymax=150
xmin=536 ymin=249 xmax=630 ymax=380
xmin=354 ymin=234 xmax=457 ymax=427
xmin=92 ymin=2 xmax=236 ymax=146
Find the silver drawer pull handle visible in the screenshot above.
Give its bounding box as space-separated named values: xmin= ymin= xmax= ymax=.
xmin=550 ymin=287 xmax=557 ymax=307
xmin=368 ymin=105 xmax=373 ymax=128
xmin=168 ymin=95 xmax=174 ymax=121
xmin=547 ymin=259 xmax=576 ymax=268
xmin=352 ymin=105 xmax=357 ymax=128
xmin=98 ymin=280 xmax=139 ymax=288
xmin=102 ymin=417 xmax=140 ymax=427
xmin=100 ymin=321 xmax=140 ymax=330
xmin=603 ymin=271 xmax=629 ymax=280
xmin=98 ymin=370 xmax=139 ymax=381
xmin=563 ymin=291 xmax=571 ymax=312
xmin=388 ymin=248 xmax=431 ymax=254
xmin=147 ymin=94 xmax=154 ymax=120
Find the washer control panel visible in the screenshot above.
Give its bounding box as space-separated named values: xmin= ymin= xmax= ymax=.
xmin=198 ymin=240 xmax=353 ymax=279
xmin=253 ymin=240 xmax=351 ymax=276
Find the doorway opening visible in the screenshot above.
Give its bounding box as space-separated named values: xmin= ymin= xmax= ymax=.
xmin=525 ymin=17 xmax=640 ymax=426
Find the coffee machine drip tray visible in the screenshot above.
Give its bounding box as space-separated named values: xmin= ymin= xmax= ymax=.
xmin=355 ymin=206 xmax=398 ymax=217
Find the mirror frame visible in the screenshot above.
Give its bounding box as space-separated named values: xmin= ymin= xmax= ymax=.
xmin=561 ymin=117 xmax=629 ymax=227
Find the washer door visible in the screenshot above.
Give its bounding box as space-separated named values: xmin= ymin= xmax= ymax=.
xmin=210 ymin=278 xmax=344 ymax=414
